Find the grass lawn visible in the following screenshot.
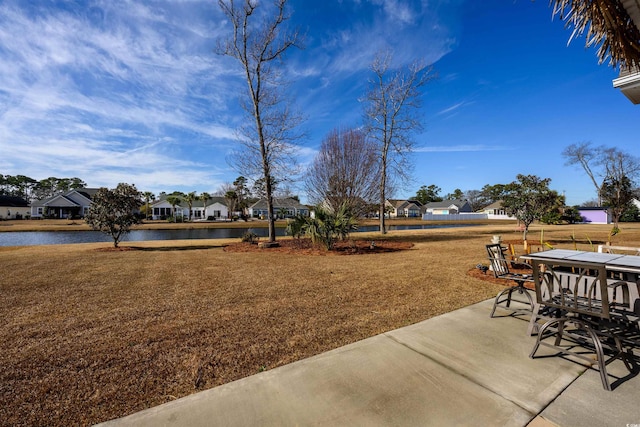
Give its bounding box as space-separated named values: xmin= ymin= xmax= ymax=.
xmin=2 ymin=221 xmax=639 ymax=426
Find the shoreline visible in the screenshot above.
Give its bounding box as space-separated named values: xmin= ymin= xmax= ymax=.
xmin=0 ymin=218 xmax=516 ymax=232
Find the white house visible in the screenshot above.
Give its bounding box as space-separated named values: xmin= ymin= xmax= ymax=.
xmin=385 ymin=199 xmax=423 ymax=218
xmin=151 ymin=197 xmax=228 ymax=220
xmin=423 ymin=199 xmax=473 ymax=215
xmin=480 ymin=200 xmax=516 ymax=220
xmin=0 ymin=196 xmax=30 ymax=219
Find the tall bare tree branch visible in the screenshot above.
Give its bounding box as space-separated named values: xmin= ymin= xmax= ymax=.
xmin=217 ymin=0 xmax=303 ymax=243
xmin=362 ymin=51 xmax=434 ymax=234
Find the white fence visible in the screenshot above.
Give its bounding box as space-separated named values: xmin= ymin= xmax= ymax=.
xmin=421 ymin=213 xmax=488 ymax=221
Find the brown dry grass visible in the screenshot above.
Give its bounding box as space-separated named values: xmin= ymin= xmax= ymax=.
xmin=2 ymin=221 xmax=640 ymax=426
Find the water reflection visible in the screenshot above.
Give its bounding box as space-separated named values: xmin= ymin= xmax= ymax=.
xmin=0 ymin=223 xmax=475 ymax=247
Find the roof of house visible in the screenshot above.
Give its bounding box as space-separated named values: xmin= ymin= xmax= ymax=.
xmin=424 ymin=199 xmax=469 ymax=209
xmin=481 ymin=200 xmax=504 ymax=210
xmin=74 ymin=188 xmax=99 ymax=199
xmin=250 ymin=198 xmax=308 ymax=210
xmin=398 ymin=201 xmax=422 ymax=210
xmin=31 ymin=188 xmax=99 ymax=207
xmin=387 ymin=199 xmax=422 ymax=208
xmin=578 ymin=206 xmax=610 ymax=211
xmin=152 ymin=196 xmax=227 ymax=208
xmin=0 ymin=195 xmax=29 ymax=207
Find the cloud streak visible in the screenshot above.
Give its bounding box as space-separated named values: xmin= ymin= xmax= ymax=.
xmin=0 ymin=0 xmax=235 ymax=194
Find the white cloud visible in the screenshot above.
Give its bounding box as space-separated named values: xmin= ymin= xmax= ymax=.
xmin=314 ymin=0 xmax=463 ymax=75
xmin=437 ymin=101 xmax=473 ymax=116
xmin=0 ymin=0 xmax=237 ymax=194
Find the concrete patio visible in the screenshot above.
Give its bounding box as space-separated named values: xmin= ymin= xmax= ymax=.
xmin=97 ymin=298 xmax=640 ymax=427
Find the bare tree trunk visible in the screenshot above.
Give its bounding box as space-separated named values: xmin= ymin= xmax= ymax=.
xmin=362 ymin=51 xmax=433 ymax=235
xmin=379 ymin=168 xmax=387 ymax=234
xmin=265 ymin=172 xmax=276 ymax=243
xmin=218 ymin=0 xmax=302 ymax=246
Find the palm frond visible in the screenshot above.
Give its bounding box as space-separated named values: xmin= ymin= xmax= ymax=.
xmin=550 ymin=0 xmax=640 ymax=68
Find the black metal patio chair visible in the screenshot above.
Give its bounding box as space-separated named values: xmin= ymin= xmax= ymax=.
xmin=486 ymin=243 xmax=535 ymax=318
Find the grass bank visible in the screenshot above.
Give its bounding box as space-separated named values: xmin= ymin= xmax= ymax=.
xmin=2 ymin=222 xmax=639 ymax=425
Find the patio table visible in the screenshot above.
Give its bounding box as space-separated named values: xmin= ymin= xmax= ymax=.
xmin=520 ymin=249 xmax=640 ymax=390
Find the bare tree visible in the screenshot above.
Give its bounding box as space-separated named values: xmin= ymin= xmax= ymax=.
xmin=562 ymin=142 xmax=603 ymax=204
xmin=463 ymin=189 xmax=484 ymax=211
xmin=600 ymin=147 xmax=640 ymax=231
xmin=305 ymin=127 xmax=379 ymax=216
xmin=217 ymin=0 xmax=303 ymax=244
xmin=362 ymin=51 xmax=434 ymax=234
xmin=563 ymin=142 xmax=640 ymax=206
xmin=601 ymin=147 xmax=640 ymax=188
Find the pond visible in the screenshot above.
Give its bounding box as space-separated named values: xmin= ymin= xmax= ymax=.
xmin=0 ymin=223 xmax=476 ymax=247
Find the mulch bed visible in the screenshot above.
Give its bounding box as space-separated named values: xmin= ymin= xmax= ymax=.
xmin=224 ymin=238 xmax=413 ymax=255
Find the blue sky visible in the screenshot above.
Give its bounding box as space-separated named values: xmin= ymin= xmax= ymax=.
xmin=1 ymin=0 xmax=637 ymax=206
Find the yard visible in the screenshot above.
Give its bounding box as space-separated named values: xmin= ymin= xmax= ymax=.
xmin=2 ymin=222 xmax=639 ymax=426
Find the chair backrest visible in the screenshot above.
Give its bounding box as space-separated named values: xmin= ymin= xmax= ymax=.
xmin=486 ymin=244 xmax=510 ymax=278
xmin=607 ymin=278 xmax=640 ymax=317
xmin=597 ymin=245 xmax=640 ymax=256
xmin=531 ymin=258 xmax=610 ymax=320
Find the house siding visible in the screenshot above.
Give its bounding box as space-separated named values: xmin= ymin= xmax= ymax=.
xmin=30 ymin=189 xmax=96 ymax=219
xmin=248 ymin=198 xmax=309 ymax=219
xmin=578 ymin=209 xmax=611 ymax=224
xmin=151 ymin=200 xmax=229 ymax=220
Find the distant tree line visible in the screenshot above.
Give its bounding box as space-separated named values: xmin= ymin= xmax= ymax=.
xmin=0 ymin=174 xmax=86 ymax=202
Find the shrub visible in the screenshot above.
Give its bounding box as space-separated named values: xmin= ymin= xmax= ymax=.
xmin=303 ymin=203 xmax=358 ymax=250
xmin=286 ymin=215 xmax=307 ymax=239
xmin=561 ymin=206 xmax=584 ymax=224
xmin=241 ymin=231 xmax=259 ymax=243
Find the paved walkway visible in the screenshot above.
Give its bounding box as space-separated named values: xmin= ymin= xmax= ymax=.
xmin=97 ymin=299 xmax=640 ymax=427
